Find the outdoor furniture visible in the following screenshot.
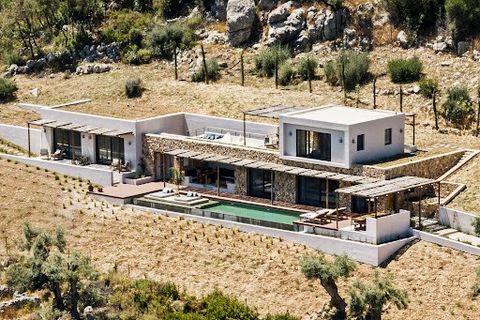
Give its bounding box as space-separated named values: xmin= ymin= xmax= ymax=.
xmin=121 ymin=161 xmax=131 ymax=172
xmin=111 ymin=159 xmax=120 ymax=171
xmin=51 ymin=149 xmax=63 ymax=160
xmin=40 ymin=148 xmax=49 ymax=160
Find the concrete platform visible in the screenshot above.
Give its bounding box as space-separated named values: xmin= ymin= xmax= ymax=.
xmin=89 ymin=182 xmax=178 ymax=204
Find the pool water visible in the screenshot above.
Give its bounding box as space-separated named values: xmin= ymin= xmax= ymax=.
xmin=206 ymin=202 xmax=300 ymax=225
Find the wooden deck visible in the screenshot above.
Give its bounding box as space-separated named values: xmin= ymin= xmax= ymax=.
xmin=90 ymin=182 xmax=178 ymax=200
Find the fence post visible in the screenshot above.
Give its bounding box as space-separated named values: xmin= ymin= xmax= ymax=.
xmin=174 ymin=45 xmax=178 ymax=80
xmin=240 ymin=50 xmax=245 ymax=86
xmin=373 ymin=76 xmax=377 ymax=109
xmin=476 ymin=97 xmax=480 ymax=137
xmin=399 ymin=85 xmax=403 ymax=112
xmin=201 ymin=44 xmax=209 ymax=84
xmin=275 ymin=50 xmax=278 ymax=89
xmin=307 ymin=56 xmax=312 ymax=93
xmin=433 ymin=91 xmax=439 ymax=131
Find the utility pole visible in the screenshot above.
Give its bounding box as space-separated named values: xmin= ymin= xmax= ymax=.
xmin=201 ymin=44 xmax=209 ymax=84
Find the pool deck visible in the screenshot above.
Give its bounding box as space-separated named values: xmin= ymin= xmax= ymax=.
xmin=90 ymin=182 xmax=181 ymax=200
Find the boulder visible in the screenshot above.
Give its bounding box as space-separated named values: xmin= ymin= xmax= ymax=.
xmin=267 ymin=1 xmax=291 ymax=24
xmin=258 ymin=0 xmax=277 ymax=11
xmin=7 ymin=64 xmax=18 ymax=77
xmin=397 ymin=30 xmax=408 ymax=48
xmin=457 ymin=41 xmax=469 ymax=56
xmin=226 ymin=0 xmax=256 ymax=46
xmin=26 ymin=59 xmax=35 ymax=69
xmin=211 ymin=0 xmax=227 ymax=20
xmin=293 ymin=30 xmax=310 ymax=53
xmin=432 ymin=41 xmax=448 ymax=52
xmin=323 ymin=10 xmax=346 ymax=41
xmin=267 ymin=8 xmax=305 ymax=46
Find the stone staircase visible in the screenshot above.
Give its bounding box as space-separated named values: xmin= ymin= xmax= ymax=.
xmin=438 ymin=149 xmax=479 ymax=181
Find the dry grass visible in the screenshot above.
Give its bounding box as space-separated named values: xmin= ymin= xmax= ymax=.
xmin=0 ymin=158 xmax=479 ymax=319
xmin=447 ymin=156 xmax=480 ymax=213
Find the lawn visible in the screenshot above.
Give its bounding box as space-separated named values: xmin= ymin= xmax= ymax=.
xmin=0 ymin=158 xmax=479 ymax=319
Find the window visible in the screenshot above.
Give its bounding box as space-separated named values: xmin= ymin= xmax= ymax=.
xmin=357 ymin=134 xmax=365 ymax=151
xmin=297 ymin=176 xmax=338 ymax=208
xmin=296 ymin=129 xmax=331 ymax=161
xmin=53 ymin=128 xmax=81 ymax=159
xmin=248 ymin=169 xmax=272 ymax=199
xmin=96 ymin=135 xmax=125 ymax=165
xmin=384 ymin=128 xmax=392 ymax=145
xmin=352 ymin=196 xmax=369 ymax=214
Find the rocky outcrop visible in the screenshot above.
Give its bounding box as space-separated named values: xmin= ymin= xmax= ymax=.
xmin=226 ymin=0 xmax=256 ymax=46
xmin=0 ymin=291 xmax=40 ymax=314
xmin=258 ymin=0 xmax=277 ymax=11
xmin=267 ymin=7 xmax=306 ymax=47
xmin=397 ymin=30 xmax=409 ymax=48
xmin=210 ymin=0 xmax=228 ymax=21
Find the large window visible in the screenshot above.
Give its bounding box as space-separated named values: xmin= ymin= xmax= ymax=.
xmin=297 ymin=176 xmax=338 ymax=208
xmin=357 ymin=134 xmax=365 ymax=151
xmin=96 ymin=135 xmax=125 ymax=165
xmin=248 ymin=168 xmax=272 ymax=199
xmin=296 ymin=130 xmax=331 ymax=161
xmin=352 ymin=196 xmax=369 ymax=214
xmin=384 ymin=128 xmax=392 ymax=145
xmin=53 ymin=128 xmax=81 ymax=159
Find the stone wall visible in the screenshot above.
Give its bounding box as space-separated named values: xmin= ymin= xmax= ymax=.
xmin=234 ymin=167 xmax=247 ymax=195
xmin=274 ymin=171 xmax=296 ymax=203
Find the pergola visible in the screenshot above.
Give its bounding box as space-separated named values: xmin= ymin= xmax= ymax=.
xmin=162 ymin=148 xmax=380 ymax=204
xmin=242 ymin=104 xmax=306 ymax=146
xmin=335 ymin=175 xmax=438 ymax=226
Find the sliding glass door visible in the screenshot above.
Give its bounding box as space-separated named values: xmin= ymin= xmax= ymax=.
xmin=53 ymin=128 xmax=81 ymax=159
xmin=96 ymin=135 xmax=125 ymax=165
xmin=248 ymin=168 xmax=272 ymax=199
xmin=297 ymin=176 xmax=339 ymax=208
xmin=296 ymin=129 xmax=331 ymax=161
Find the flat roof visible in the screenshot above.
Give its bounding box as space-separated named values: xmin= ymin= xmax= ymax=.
xmin=283 ymin=105 xmax=402 ymax=125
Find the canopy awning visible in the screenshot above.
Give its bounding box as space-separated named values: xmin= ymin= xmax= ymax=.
xmin=244 ymin=104 xmax=307 ymax=119
xmin=163 ymin=149 xmax=381 ymax=184
xmin=27 ymin=119 xmax=133 ymax=137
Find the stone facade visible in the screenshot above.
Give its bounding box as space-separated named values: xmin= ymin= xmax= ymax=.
xmin=273 ymin=171 xmax=296 ymax=203
xmin=234 ymin=167 xmax=248 ymax=195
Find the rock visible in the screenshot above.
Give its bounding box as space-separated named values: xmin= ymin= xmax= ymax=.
xmin=397 ymin=30 xmax=409 ymax=48
xmin=226 ymin=0 xmax=256 ymax=46
xmin=7 ymin=64 xmax=18 ymax=76
xmin=258 ymin=0 xmax=277 ymax=11
xmin=26 ymin=59 xmax=35 ymax=69
xmin=29 ymin=88 xmax=40 ymax=97
xmin=440 ymin=60 xmax=452 ymax=67
xmin=35 ymin=58 xmax=46 ymax=70
xmin=204 ymin=30 xmax=228 ymax=44
xmin=432 ymin=41 xmax=448 ymax=52
xmin=46 ymin=52 xmax=58 ymax=64
xmin=457 ymin=41 xmax=469 ymax=56
xmin=17 ymin=66 xmax=29 ymax=74
xmin=323 ymin=10 xmax=346 ymax=41
xmin=84 ymin=306 xmax=94 ymax=320
xmin=268 ymin=2 xmax=291 ymax=24
xmin=211 ymin=0 xmax=227 ymax=20
xmin=293 ymin=29 xmax=310 ymax=53
xmin=267 ymin=8 xmax=305 ymax=46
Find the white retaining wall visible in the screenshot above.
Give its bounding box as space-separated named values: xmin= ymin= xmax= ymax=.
xmin=439 ymin=207 xmax=477 ymax=235
xmin=0 ymin=153 xmax=113 ymax=186
xmin=413 ymin=229 xmax=480 ymax=256
xmin=134 ymin=205 xmax=415 ymax=266
xmin=0 ymin=124 xmax=42 ymax=154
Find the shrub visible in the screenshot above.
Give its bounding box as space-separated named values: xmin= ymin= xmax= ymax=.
xmin=128 ymin=28 xmax=143 ymax=47
xmin=137 ymin=48 xmax=152 ymax=64
xmin=4 ymin=52 xmax=27 ymax=66
xmin=201 ymin=290 xmax=258 ymax=320
xmin=254 ymin=46 xmax=290 ymax=78
xmin=441 ymin=86 xmax=475 ymax=127
xmin=99 ymin=10 xmax=153 ymax=44
xmin=122 ymin=46 xmax=152 ymax=65
xmin=446 ymin=0 xmax=480 ymax=41
xmin=297 ymin=55 xmax=318 ymax=81
xmin=385 ymin=0 xmax=443 ymax=32
xmin=149 ymin=23 xmax=195 ymax=60
xmin=418 ymin=78 xmax=439 ymax=98
xmin=0 ymin=77 xmax=18 ymax=101
xmin=278 ymin=62 xmax=295 ymax=86
xmin=324 ymin=60 xmax=338 ymax=86
xmin=191 ymin=58 xmax=220 ymax=82
xmin=387 ymin=56 xmax=423 ymax=83
xmin=323 ymin=51 xmax=370 ymax=91
xmin=157 ymin=0 xmax=196 ymax=19
xmin=125 ymin=78 xmax=143 ymax=98
xmin=264 ymin=314 xmax=299 ymax=320
xmin=472 ymin=216 xmax=480 ymax=237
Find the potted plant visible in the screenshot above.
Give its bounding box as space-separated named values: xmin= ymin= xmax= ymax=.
xmin=88 ymin=184 xmax=94 ymax=192
xmin=169 ymin=167 xmax=185 ymax=192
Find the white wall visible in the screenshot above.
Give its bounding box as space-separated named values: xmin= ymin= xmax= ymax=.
xmin=365 ymin=210 xmax=411 ymax=244
xmin=81 ymin=133 xmax=96 ymax=163
xmin=413 ymin=229 xmax=480 ymax=256
xmin=280 ymin=123 xmax=347 ymax=167
xmin=439 ymin=207 xmax=477 ymax=235
xmin=0 ymin=153 xmax=113 ymax=186
xmin=0 ymin=124 xmax=43 ymax=154
xmin=349 ymin=114 xmax=405 ymax=166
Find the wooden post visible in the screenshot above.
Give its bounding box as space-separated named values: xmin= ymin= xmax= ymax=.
xmin=275 ymin=50 xmax=278 ymax=89
xmin=437 ymin=181 xmax=441 ymax=216
xmin=335 ymin=195 xmax=339 ymax=230
xmin=367 ymin=198 xmax=371 ymax=215
xmin=433 ymin=91 xmax=439 ymax=130
xmin=201 ymin=44 xmax=209 ymax=84
xmin=399 ymin=85 xmax=403 ymax=112
xmin=270 ymin=170 xmax=274 ymax=205
xmin=325 ymin=178 xmax=329 ymax=209
xmin=373 ymin=76 xmax=377 ymax=109
xmin=174 ymin=45 xmax=178 ymax=80
xmin=307 ymin=56 xmax=312 ymax=93
xmin=418 ymin=188 xmax=422 ymax=227
xmin=374 ymin=197 xmax=378 ymax=218
xmin=162 ymin=153 xmax=166 ymax=187
xmin=216 ymin=166 xmax=220 ymax=196
xmin=476 ymin=97 xmax=480 ymax=137
xmin=240 ymin=50 xmax=245 ymax=86
xmin=27 ymin=123 xmax=31 ymax=158
xmin=342 ymin=59 xmax=346 ymax=101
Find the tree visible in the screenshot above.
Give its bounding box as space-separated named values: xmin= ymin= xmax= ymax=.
xmin=169 ymin=167 xmax=185 ymax=191
xmin=6 ymin=224 xmax=100 ymax=319
xmin=349 ymin=272 xmax=408 ymax=320
xmin=300 ymin=254 xmax=356 ymax=319
xmin=441 ymin=86 xmax=475 ymax=128
xmin=445 ymin=0 xmax=480 ymax=42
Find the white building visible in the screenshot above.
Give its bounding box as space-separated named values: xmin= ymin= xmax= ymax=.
xmin=279 ymin=105 xmax=405 ymax=168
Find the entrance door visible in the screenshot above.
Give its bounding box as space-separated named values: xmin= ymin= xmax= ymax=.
xmin=96 ymin=135 xmax=125 ymax=165
xmin=53 ymin=128 xmax=81 ymax=159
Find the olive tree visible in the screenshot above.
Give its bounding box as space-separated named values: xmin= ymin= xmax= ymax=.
xmin=300 ymin=254 xmax=356 ymax=319
xmin=349 ymin=272 xmax=408 ymax=320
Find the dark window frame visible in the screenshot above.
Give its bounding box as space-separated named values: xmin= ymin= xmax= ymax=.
xmin=357 ymin=134 xmax=365 ymax=151
xmin=248 ymin=168 xmax=272 ymax=199
xmin=297 ymin=176 xmax=338 ymax=208
xmin=384 ymin=128 xmax=392 ymax=145
xmin=296 ymin=129 xmax=332 ymax=161
xmin=53 ymin=128 xmax=81 ymax=159
xmin=96 ymin=135 xmax=125 ymax=165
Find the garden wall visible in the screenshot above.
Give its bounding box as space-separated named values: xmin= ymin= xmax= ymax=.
xmin=0 ymin=124 xmax=42 ymax=154
xmin=439 ymin=206 xmax=477 ymax=235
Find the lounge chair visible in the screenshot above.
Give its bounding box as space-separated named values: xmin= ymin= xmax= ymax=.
xmin=40 ymin=148 xmax=49 ymax=160
xmin=51 ymin=149 xmax=63 ymax=160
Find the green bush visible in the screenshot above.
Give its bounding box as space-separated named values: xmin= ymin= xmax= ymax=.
xmin=149 ymin=23 xmax=195 ymax=59
xmin=99 ymin=10 xmax=153 ymax=44
xmin=128 ymin=28 xmax=143 ymax=47
xmin=323 ymin=51 xmax=370 ymax=91
xmin=125 ymin=78 xmax=143 ymax=98
xmin=137 ymin=48 xmax=152 ymax=64
xmin=278 ymin=62 xmax=295 ymax=86
xmin=201 ymin=290 xmax=258 ymax=320
xmin=472 ymin=216 xmax=480 ymax=237
xmin=254 ymin=46 xmax=290 ymax=78
xmin=418 ymin=78 xmax=439 ymax=98
xmin=122 ymin=46 xmax=152 ymax=65
xmin=0 ymin=77 xmax=18 ymax=101
xmin=4 ymin=52 xmax=27 ymax=66
xmin=441 ymin=86 xmax=475 ymax=127
xmin=264 ymin=314 xmax=299 ymax=320
xmin=157 ymin=0 xmax=196 ymax=19
xmin=385 ymin=0 xmax=443 ymax=32
xmin=446 ymin=0 xmax=480 ymax=40
xmin=191 ymin=58 xmax=220 ymax=82
xmin=387 ymin=56 xmax=423 ymax=83
xmin=297 ymin=55 xmax=318 ymax=81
